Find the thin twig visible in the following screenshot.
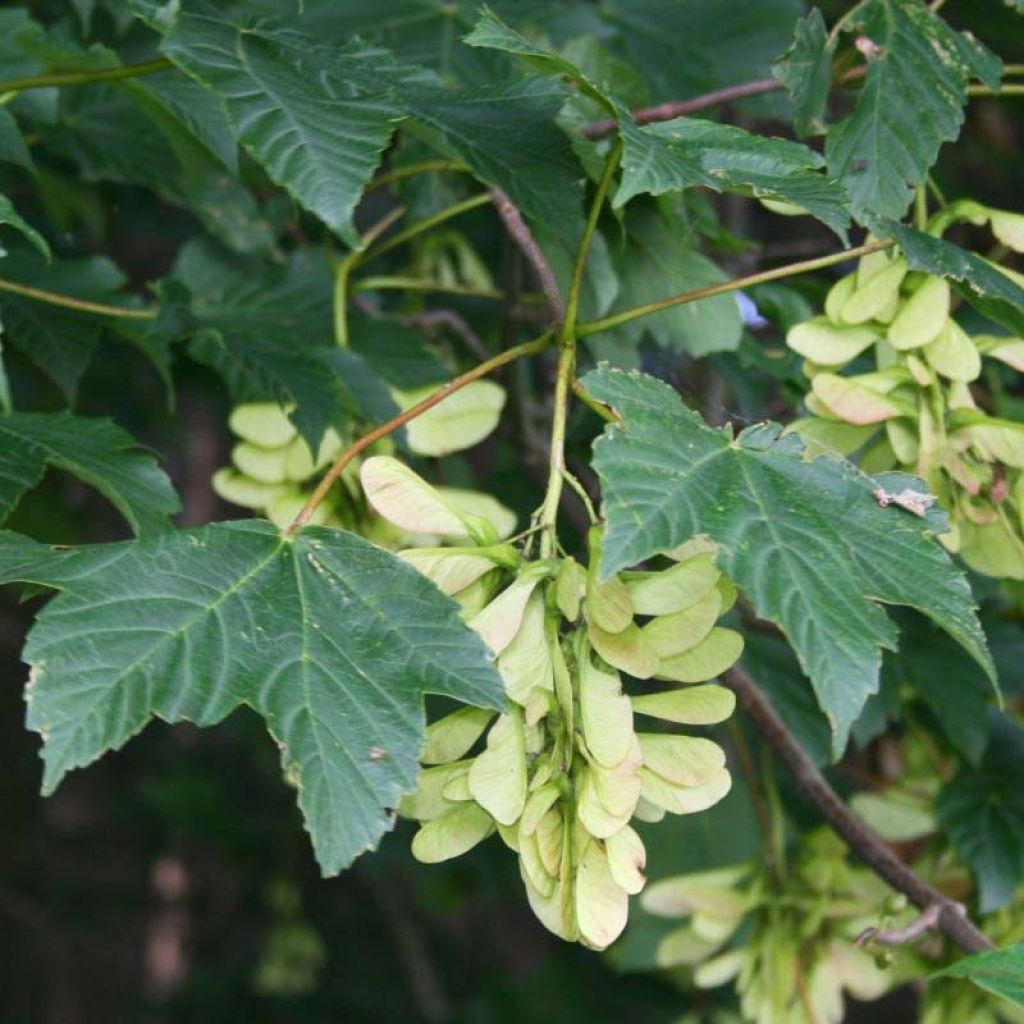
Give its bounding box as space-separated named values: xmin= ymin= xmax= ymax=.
xmin=571 ymin=378 xmax=619 ymax=423
xmin=366 ymin=159 xmax=467 ymax=193
xmin=0 ymin=276 xmax=157 ymax=318
xmin=856 ymin=903 xmax=943 ymax=948
xmin=578 ymin=239 xmax=894 ymax=338
xmin=362 ymin=194 xmax=492 ymax=263
xmin=401 ymin=308 xmax=490 ymax=362
xmin=285 ymin=332 xmax=554 ymax=535
xmin=582 ymin=77 xmax=783 ymax=139
xmin=491 ymin=189 xmax=564 ymax=323
xmin=0 ymin=57 xmax=172 ymax=95
xmin=722 ymin=665 xmax=993 ymax=954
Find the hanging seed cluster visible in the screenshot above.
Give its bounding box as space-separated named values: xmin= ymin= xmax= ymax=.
xmin=211 ymin=396 xmax=514 ymax=541
xmin=786 ymin=217 xmax=1024 ymax=578
xmin=361 ymin=455 xmax=743 ymax=949
xmin=643 ymin=830 xmax=900 ymax=1024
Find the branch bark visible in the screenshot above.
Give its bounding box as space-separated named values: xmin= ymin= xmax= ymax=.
xmin=722 ymin=664 xmax=994 ymax=955
xmin=491 ymin=189 xmax=564 ymax=324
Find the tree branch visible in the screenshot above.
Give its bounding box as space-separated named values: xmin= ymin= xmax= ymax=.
xmin=582 ymin=77 xmax=783 ymax=139
xmin=285 ymin=331 xmax=554 ymax=535
xmin=491 ymin=189 xmax=564 ymax=323
xmin=722 ymin=664 xmax=994 ymax=954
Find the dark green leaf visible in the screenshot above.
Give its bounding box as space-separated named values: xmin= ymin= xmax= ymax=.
xmin=405 ymin=77 xmax=585 ymax=241
xmin=938 ymin=713 xmax=1024 ymax=913
xmin=159 ymin=11 xmax=404 ymax=247
xmin=614 ymin=117 xmax=850 ymax=241
xmin=347 ymin=314 xmax=449 ymax=391
xmin=825 ymin=0 xmax=1002 ymax=220
xmin=0 ymin=108 xmax=34 ymax=173
xmin=173 ymin=238 xmax=382 ymax=446
xmin=0 ymin=195 xmax=49 ymax=258
xmin=464 ymin=6 xmax=615 ymax=112
xmin=772 ymin=8 xmax=834 ymax=137
xmin=884 ymin=611 xmax=992 ymax=764
xmin=582 ymin=367 xmax=995 ymax=754
xmin=591 ymin=204 xmax=742 ymax=360
xmin=3 ymin=521 xmax=503 ymax=873
xmin=933 ymin=943 xmax=1024 ymax=1008
xmin=605 ymin=0 xmax=802 ymax=111
xmin=0 ymin=412 xmax=179 ymax=536
xmin=0 ymin=247 xmax=131 ymax=398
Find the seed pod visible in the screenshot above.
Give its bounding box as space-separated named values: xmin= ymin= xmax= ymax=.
xmin=585 ymin=528 xmax=633 ymax=633
xmin=578 ymin=647 xmax=634 ymax=768
xmin=588 ymin=620 xmax=660 ymax=679
xmin=411 ymin=801 xmax=495 ymax=863
xmin=638 ymin=734 xmax=727 ymax=788
xmin=421 ymin=707 xmax=496 ymax=765
xmin=605 ymin=826 xmax=647 ymax=895
xmin=229 ymin=403 xmax=297 ymax=447
xmin=888 ymin=276 xmax=950 ymax=350
xmin=656 ymin=627 xmax=744 ymax=683
xmin=212 ymin=467 xmax=285 ymax=509
xmin=922 ymin=319 xmax=982 ymax=382
xmin=824 ymin=273 xmax=856 ymax=324
xmin=811 ymin=372 xmax=910 ymax=425
xmin=642 ymin=587 xmax=722 ymax=657
xmin=401 ymin=760 xmax=474 ymax=821
xmin=838 ymin=258 xmax=907 ymax=325
xmin=639 ymin=767 xmax=732 ymax=815
xmin=787 ymin=317 xmax=881 ymax=365
xmin=361 ymin=455 xmax=496 ymax=543
xmin=468 ymin=712 xmax=528 ymax=826
xmin=470 ymin=570 xmax=546 ymax=655
xmin=555 ymin=556 xmax=585 ymax=622
xmin=624 ymin=553 xmax=720 ymax=616
xmin=232 ymin=441 xmax=291 ymax=484
xmin=399 ymin=548 xmax=510 ymax=596
xmin=574 ymin=840 xmax=629 ymax=950
xmin=631 ymin=684 xmax=736 ymax=725
xmin=398 ymin=379 xmax=506 ymax=457
xmin=498 ymin=590 xmax=554 ymax=705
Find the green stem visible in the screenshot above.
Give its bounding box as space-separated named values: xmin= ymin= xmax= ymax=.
xmin=333 ymin=208 xmax=405 ymax=347
xmin=571 ymin=378 xmax=618 ymax=423
xmin=578 ymin=238 xmax=894 ymax=339
xmin=286 ymin=331 xmax=555 ymax=536
xmin=352 ymin=275 xmax=507 ymax=301
xmin=0 ymin=276 xmax=157 ymax=318
xmin=366 ymin=160 xmax=467 ymax=192
xmin=968 ymin=83 xmax=1024 ymax=97
xmin=362 ymin=193 xmax=492 ymax=264
xmin=0 ymin=57 xmax=172 ymax=95
xmin=914 ymin=187 xmax=928 ymax=231
xmin=561 ymin=469 xmax=597 ymax=525
xmin=538 ymin=142 xmax=621 ymax=556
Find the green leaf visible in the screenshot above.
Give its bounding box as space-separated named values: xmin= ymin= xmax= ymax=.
xmin=883 ymin=611 xmax=992 ymax=765
xmin=582 ymin=367 xmax=994 ymax=754
xmin=614 ymin=117 xmax=850 ymax=241
xmin=874 ymin=220 xmax=1024 ymax=335
xmin=938 ymin=713 xmax=1024 ymax=913
xmin=0 ymin=412 xmax=180 ymax=536
xmin=606 ymin=0 xmax=802 ymax=112
xmin=3 ymin=521 xmax=504 ymax=873
xmin=933 ymin=943 xmax=1024 ymax=1008
xmin=825 ymin=0 xmax=1002 ymax=220
xmin=0 ymin=108 xmax=34 ymax=173
xmin=0 ymin=247 xmax=130 ymax=398
xmin=172 ymin=238 xmax=386 ymax=447
xmin=464 ymin=6 xmax=615 ymax=113
xmin=591 ymin=204 xmax=742 ymax=360
xmin=0 ymin=194 xmax=49 ymax=258
xmin=772 ymin=8 xmax=834 ymax=137
xmin=128 ymin=68 xmax=239 ymax=173
xmin=158 ymin=10 xmax=404 ymax=248
xmin=404 ymin=77 xmax=585 ymax=241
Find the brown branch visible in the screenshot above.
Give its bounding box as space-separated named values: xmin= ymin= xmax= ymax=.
xmin=722 ymin=665 xmax=994 ymax=954
xmin=401 ymin=308 xmax=489 ymax=362
xmin=491 ymin=189 xmax=564 ymax=323
xmin=285 ymin=331 xmax=554 ymax=535
xmin=856 ymin=903 xmax=943 ymax=948
xmin=582 ymin=66 xmax=869 ymax=140
xmin=583 ymin=77 xmax=782 ymax=139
